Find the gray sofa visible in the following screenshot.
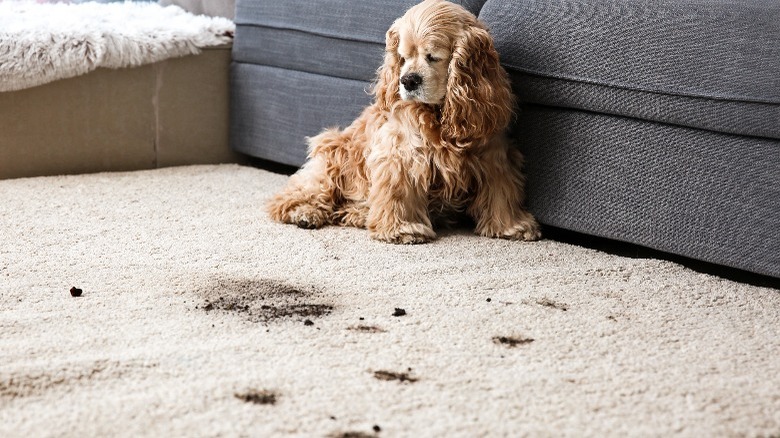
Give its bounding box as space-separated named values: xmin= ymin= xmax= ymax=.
xmin=230 ymin=0 xmax=780 ymax=279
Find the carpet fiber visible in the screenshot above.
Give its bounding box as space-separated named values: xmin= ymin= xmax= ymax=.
xmin=1 ymin=164 xmax=778 ymax=437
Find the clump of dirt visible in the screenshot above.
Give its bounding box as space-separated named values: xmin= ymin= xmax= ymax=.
xmin=492 ymin=336 xmax=534 ymax=347
xmin=235 ymin=389 xmax=277 ymax=405
xmin=373 ymin=370 xmax=418 ymax=383
xmin=347 ymin=325 xmax=386 ymax=333
xmin=392 ymin=308 xmax=406 ymax=317
xmin=69 ymin=287 xmax=82 ymax=297
xmin=197 ymin=278 xmax=333 ymax=323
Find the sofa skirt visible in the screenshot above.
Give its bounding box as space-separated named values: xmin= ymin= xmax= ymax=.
xmin=514 ymin=104 xmax=780 ymax=278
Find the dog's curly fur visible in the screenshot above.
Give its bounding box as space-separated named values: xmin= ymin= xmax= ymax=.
xmin=268 ymin=0 xmax=540 ymax=244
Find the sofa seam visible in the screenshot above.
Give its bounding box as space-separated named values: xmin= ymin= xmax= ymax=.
xmin=234 ymin=21 xmax=384 ymax=46
xmin=519 ymin=102 xmax=780 ymax=143
xmin=505 ymin=65 xmax=780 ymax=106
xmin=231 ymin=60 xmax=375 ymax=87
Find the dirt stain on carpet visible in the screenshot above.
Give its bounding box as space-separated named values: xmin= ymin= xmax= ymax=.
xmin=373 ymin=370 xmax=418 ymax=383
xmin=492 ymin=336 xmax=534 ymax=347
xmin=197 ymin=278 xmax=333 ymax=323
xmin=235 ymin=389 xmax=278 ymax=405
xmin=328 ymin=432 xmax=378 ymax=438
xmin=0 ymin=360 xmax=159 ymax=399
xmin=347 ymin=325 xmax=386 ymax=333
xmin=535 ymin=297 xmax=568 ymax=311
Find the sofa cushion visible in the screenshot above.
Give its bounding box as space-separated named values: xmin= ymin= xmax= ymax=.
xmin=480 ymin=0 xmax=780 ymax=139
xmin=233 ymin=0 xmax=488 ymax=81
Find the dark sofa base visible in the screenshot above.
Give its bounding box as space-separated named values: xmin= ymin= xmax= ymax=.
xmin=230 ymin=62 xmax=372 ymax=166
xmin=515 ymin=104 xmax=780 ymax=278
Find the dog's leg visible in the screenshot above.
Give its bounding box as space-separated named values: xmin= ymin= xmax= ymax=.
xmin=333 ymin=201 xmax=369 ymax=228
xmin=267 ymin=154 xmax=335 ymax=229
xmin=365 ymin=127 xmax=435 ymax=244
xmin=469 ymin=141 xmax=541 ymax=241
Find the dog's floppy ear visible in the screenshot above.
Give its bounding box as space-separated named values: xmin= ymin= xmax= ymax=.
xmin=441 ymin=24 xmax=514 ymax=145
xmin=373 ymin=24 xmax=401 ymax=111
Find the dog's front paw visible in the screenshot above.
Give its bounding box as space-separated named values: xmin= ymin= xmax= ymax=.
xmin=371 ymin=222 xmax=436 ymax=244
xmin=269 ymin=199 xmax=329 ymax=229
xmin=288 ymin=204 xmax=329 ymax=229
xmin=478 ymin=216 xmax=541 ymax=241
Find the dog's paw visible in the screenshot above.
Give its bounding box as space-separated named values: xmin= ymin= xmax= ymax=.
xmin=478 ymin=217 xmax=541 ymax=241
xmin=371 ymin=222 xmax=436 ymax=244
xmin=269 ymin=200 xmax=329 ymax=229
xmin=288 ymin=204 xmax=329 ymax=229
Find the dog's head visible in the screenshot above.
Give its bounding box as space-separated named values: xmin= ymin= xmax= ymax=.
xmin=374 ymin=0 xmax=514 ymax=143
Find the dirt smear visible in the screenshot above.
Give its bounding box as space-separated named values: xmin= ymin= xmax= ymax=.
xmin=347 ymin=325 xmax=386 ymax=333
xmin=235 ymin=389 xmax=278 ymax=405
xmin=197 ymin=278 xmax=333 ymax=323
xmin=0 ymin=360 xmax=158 ymax=399
xmin=535 ymin=297 xmax=568 ymax=311
xmin=328 ymin=432 xmax=377 ymax=438
xmin=492 ymin=336 xmax=535 ymax=347
xmin=373 ymin=370 xmax=418 ymax=383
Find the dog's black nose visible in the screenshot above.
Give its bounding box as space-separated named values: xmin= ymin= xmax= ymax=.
xmin=400 ymin=73 xmax=423 ymax=91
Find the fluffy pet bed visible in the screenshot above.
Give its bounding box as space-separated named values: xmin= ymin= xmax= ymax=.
xmin=0 ymin=1 xmax=234 ymax=92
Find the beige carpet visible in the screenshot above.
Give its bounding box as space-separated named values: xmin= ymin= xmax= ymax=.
xmin=1 ymin=164 xmax=778 ymax=437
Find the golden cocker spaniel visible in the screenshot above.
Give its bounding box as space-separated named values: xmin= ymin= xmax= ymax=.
xmin=268 ymin=0 xmax=540 ymax=244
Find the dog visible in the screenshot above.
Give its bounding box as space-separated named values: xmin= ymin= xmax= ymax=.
xmin=268 ymin=0 xmax=540 ymax=244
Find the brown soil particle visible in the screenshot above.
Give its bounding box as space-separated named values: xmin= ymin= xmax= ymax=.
xmin=373 ymin=370 xmax=418 ymax=383
xmin=493 ymin=336 xmax=534 ymax=347
xmin=69 ymin=287 xmax=82 ymax=297
xmin=304 ymin=319 xmax=314 ymax=326
xmin=392 ymin=308 xmax=406 ymax=317
xmin=235 ymin=389 xmax=277 ymax=405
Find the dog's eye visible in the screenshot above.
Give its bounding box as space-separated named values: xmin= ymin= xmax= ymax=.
xmin=426 ymin=54 xmax=440 ymax=63
xmin=399 ymin=56 xmax=406 ymax=65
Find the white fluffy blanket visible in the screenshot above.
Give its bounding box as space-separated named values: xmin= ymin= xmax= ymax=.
xmin=0 ymin=1 xmax=234 ymax=92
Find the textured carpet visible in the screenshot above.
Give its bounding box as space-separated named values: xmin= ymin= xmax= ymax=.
xmin=1 ymin=164 xmax=778 ymax=437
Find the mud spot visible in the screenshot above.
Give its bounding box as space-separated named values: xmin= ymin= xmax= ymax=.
xmin=197 ymin=278 xmax=333 ymax=323
xmin=535 ymin=297 xmax=568 ymax=311
xmin=373 ymin=370 xmax=418 ymax=383
xmin=328 ymin=432 xmax=376 ymax=438
xmin=235 ymin=389 xmax=277 ymax=405
xmin=348 ymin=325 xmax=386 ymax=333
xmin=493 ymin=336 xmax=534 ymax=347
xmin=392 ymin=308 xmax=406 ymax=317
xmin=0 ymin=360 xmax=158 ymax=399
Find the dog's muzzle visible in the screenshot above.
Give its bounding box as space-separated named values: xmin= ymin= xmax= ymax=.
xmin=400 ymin=73 xmax=423 ymax=92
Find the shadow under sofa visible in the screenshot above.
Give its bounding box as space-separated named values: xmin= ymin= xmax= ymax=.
xmin=229 ymin=0 xmax=780 ymax=279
